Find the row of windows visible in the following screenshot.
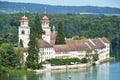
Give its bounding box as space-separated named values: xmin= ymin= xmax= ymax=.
xmin=43 ymin=48 xmax=53 ymax=51
xmin=100 ymin=49 xmax=109 ymax=54
xmin=43 ymin=56 xmax=52 ymax=60
xmin=43 ymin=52 xmax=52 ymax=55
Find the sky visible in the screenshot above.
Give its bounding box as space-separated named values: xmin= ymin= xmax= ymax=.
xmin=1 ymin=0 xmax=120 ymax=8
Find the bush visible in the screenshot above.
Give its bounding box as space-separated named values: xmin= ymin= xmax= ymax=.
xmin=81 ymin=58 xmax=88 ymax=63
xmin=26 ymin=62 xmax=40 ymax=69
xmin=47 ymin=58 xmax=81 ymax=65
xmin=31 ymin=62 xmax=40 ymax=69
xmin=92 ymin=53 xmax=99 ymax=61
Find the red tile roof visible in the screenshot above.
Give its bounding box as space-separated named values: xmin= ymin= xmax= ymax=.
xmin=20 ymin=15 xmax=28 ymax=22
xmin=21 ymin=37 xmax=109 ymax=53
xmin=101 ymin=37 xmax=109 ymax=43
xmin=54 ymin=38 xmax=107 ymax=52
xmin=38 ymin=39 xmax=52 ymax=48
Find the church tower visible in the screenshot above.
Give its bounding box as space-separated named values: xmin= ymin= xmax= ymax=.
xmin=18 ymin=15 xmax=30 ymax=48
xmin=41 ymin=15 xmax=50 ymax=43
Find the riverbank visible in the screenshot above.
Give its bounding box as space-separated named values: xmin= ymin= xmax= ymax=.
xmin=34 ymin=63 xmax=92 ymax=73
xmin=34 ymin=57 xmax=114 ymax=73
xmin=99 ymin=57 xmax=114 ymax=63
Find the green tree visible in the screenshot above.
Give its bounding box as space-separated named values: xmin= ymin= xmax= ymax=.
xmin=26 ymin=14 xmax=42 ymax=69
xmin=0 ymin=43 xmax=19 ymax=67
xmin=19 ymin=39 xmax=24 ymax=47
xmin=32 ymin=14 xmax=42 ymax=39
xmin=55 ymin=21 xmax=66 ymax=44
xmin=86 ymin=50 xmax=92 ymax=62
xmin=0 ymin=53 xmax=2 ymax=72
xmin=72 ymin=35 xmax=79 ymax=40
xmin=26 ymin=34 xmax=40 ymax=69
xmin=81 ymin=58 xmax=88 ymax=63
xmin=92 ymin=50 xmax=99 ymax=61
xmin=15 ymin=46 xmax=24 ymax=66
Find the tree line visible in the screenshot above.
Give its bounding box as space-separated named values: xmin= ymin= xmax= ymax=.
xmin=0 ymin=13 xmax=119 ymax=72
xmin=0 ymin=14 xmax=120 ymax=56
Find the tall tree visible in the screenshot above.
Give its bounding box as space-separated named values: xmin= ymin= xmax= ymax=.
xmin=55 ymin=21 xmax=66 ymax=44
xmin=15 ymin=46 xmax=24 ymax=66
xmin=92 ymin=52 xmax=99 ymax=61
xmin=32 ymin=14 xmax=42 ymax=39
xmin=19 ymin=39 xmax=24 ymax=47
xmin=86 ymin=50 xmax=92 ymax=63
xmin=26 ymin=14 xmax=41 ymax=69
xmin=26 ymin=34 xmax=39 ymax=69
xmin=0 ymin=43 xmax=19 ymax=67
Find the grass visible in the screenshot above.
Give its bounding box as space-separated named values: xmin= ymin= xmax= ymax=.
xmin=99 ymin=57 xmax=114 ymax=63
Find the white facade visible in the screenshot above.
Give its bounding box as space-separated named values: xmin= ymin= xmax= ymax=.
xmin=41 ymin=16 xmax=51 ymax=43
xmin=20 ymin=15 xmax=110 ymax=63
xmin=42 ymin=27 xmax=50 ymax=43
xmin=55 ymin=51 xmax=86 ymax=59
xmin=38 ymin=47 xmax=55 ymax=62
xmin=18 ymin=15 xmax=30 ymax=48
xmin=98 ymin=43 xmax=110 ymax=61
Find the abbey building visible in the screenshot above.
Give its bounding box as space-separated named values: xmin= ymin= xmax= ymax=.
xmin=18 ymin=14 xmax=110 ymax=62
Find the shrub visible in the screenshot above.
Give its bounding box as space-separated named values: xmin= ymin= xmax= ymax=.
xmin=81 ymin=58 xmax=88 ymax=63
xmin=47 ymin=58 xmax=81 ymax=65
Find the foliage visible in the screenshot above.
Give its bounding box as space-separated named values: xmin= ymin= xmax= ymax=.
xmin=0 ymin=53 xmax=2 ymax=74
xmin=72 ymin=35 xmax=80 ymax=40
xmin=81 ymin=58 xmax=88 ymax=63
xmin=0 ymin=43 xmax=28 ymax=73
xmin=15 ymin=46 xmax=24 ymax=66
xmin=0 ymin=38 xmax=4 ymax=45
xmin=0 ymin=43 xmax=19 ymax=67
xmin=85 ymin=50 xmax=92 ymax=62
xmin=92 ymin=53 xmax=99 ymax=61
xmin=47 ymin=58 xmax=81 ymax=66
xmin=26 ymin=34 xmax=39 ymax=69
xmin=19 ymin=39 xmax=24 ymax=47
xmin=1 ymin=1 xmax=120 ymax=14
xmin=26 ymin=15 xmax=41 ymax=69
xmin=55 ymin=21 xmax=66 ymax=44
xmin=92 ymin=51 xmax=99 ymax=61
xmin=0 ymin=14 xmax=120 ymax=57
xmin=31 ymin=14 xmax=42 ymax=39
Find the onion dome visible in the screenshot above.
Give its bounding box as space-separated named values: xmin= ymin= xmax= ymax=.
xmin=41 ymin=16 xmax=50 ymax=23
xmin=20 ymin=15 xmax=28 ymax=22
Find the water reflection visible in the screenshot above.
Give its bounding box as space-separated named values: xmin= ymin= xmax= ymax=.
xmin=1 ymin=61 xmax=120 ymax=80
xmin=35 ymin=63 xmax=110 ymax=80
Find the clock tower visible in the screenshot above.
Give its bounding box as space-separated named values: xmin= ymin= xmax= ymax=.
xmin=41 ymin=15 xmax=50 ymax=43
xmin=18 ymin=15 xmax=30 ymax=48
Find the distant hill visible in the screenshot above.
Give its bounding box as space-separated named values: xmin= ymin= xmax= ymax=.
xmin=0 ymin=1 xmax=120 ymax=14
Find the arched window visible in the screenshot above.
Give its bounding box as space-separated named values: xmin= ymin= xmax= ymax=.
xmin=21 ymin=30 xmax=25 ymax=34
xmin=42 ymin=30 xmax=46 ymax=35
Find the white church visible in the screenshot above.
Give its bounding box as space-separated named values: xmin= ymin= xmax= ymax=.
xmin=18 ymin=14 xmax=110 ymax=63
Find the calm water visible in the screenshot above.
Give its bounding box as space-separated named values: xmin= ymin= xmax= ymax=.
xmin=1 ymin=61 xmax=120 ymax=80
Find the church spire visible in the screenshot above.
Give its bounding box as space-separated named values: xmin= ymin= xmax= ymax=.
xmin=20 ymin=7 xmax=28 ymax=27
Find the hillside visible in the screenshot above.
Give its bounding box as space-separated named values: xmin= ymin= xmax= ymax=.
xmin=0 ymin=1 xmax=120 ymax=14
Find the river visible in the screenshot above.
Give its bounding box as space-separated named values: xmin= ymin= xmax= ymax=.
xmin=1 ymin=60 xmax=120 ymax=80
